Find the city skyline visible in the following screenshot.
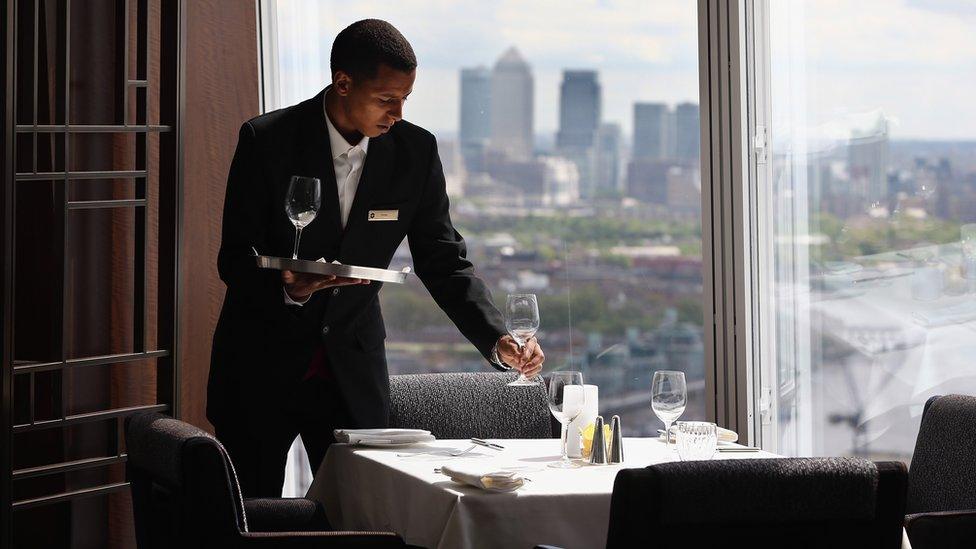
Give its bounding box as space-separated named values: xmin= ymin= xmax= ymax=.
xmin=274 ymin=0 xmax=976 ymax=140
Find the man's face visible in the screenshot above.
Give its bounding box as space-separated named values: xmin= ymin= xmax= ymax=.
xmin=333 ymin=64 xmax=416 ymax=138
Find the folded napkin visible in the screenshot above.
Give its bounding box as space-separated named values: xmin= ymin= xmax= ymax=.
xmin=667 ymin=425 xmax=738 ymax=443
xmin=333 ymin=428 xmax=435 ymax=445
xmin=440 ymin=464 xmax=524 ymax=492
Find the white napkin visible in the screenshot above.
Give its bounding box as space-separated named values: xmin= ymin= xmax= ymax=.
xmin=333 ymin=428 xmax=435 ymax=445
xmin=667 ymin=426 xmax=738 ymax=443
xmin=440 ymin=464 xmax=524 ymax=492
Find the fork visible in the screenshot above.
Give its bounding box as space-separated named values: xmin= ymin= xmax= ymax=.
xmin=397 ymin=445 xmax=477 ymax=458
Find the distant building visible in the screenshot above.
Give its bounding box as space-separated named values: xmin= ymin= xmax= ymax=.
xmin=594 ymin=123 xmax=624 ymax=197
xmin=674 ymin=102 xmax=700 ymax=161
xmin=555 ymin=70 xmax=601 ymax=199
xmin=482 ymin=153 xmax=579 ymax=207
xmin=556 ymin=70 xmax=600 ymax=150
xmin=459 ymin=66 xmax=492 ymax=172
xmin=625 ymin=158 xmax=672 ymax=204
xmin=436 ymin=139 xmax=465 ymax=198
xmin=490 ymin=47 xmax=534 ymax=161
xmin=539 ymin=156 xmax=581 ymax=206
xmin=666 ymin=164 xmax=700 ymax=211
xmin=633 ymin=102 xmax=670 ymax=160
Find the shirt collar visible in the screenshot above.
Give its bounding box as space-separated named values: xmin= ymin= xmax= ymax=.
xmin=323 ymin=87 xmax=369 ymax=160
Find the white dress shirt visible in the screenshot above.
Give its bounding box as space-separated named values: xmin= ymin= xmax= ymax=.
xmin=283 ymin=90 xmax=369 ymax=306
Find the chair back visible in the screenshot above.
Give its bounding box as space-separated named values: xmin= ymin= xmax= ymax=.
xmin=125 ymin=412 xmax=247 ymax=548
xmin=607 ymin=457 xmax=907 ymax=549
xmin=907 ymin=394 xmax=976 ymax=514
xmin=389 ymin=372 xmax=555 ymax=439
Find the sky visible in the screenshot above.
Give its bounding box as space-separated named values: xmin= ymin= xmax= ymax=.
xmin=270 ymin=0 xmax=976 ymax=141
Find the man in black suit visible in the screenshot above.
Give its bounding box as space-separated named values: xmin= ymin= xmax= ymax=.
xmin=207 ymin=19 xmax=546 ymax=497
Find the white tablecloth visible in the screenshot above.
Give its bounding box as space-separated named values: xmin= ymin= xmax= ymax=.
xmin=306 ymin=437 xmax=777 ymax=549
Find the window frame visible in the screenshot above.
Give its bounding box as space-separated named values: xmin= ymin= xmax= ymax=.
xmin=255 ymin=0 xmax=763 ymax=444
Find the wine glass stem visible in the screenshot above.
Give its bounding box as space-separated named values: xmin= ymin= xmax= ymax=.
xmin=292 ymin=227 xmax=303 ymax=260
xmin=560 ymin=422 xmax=570 ymax=463
xmin=664 ymin=420 xmax=672 ymax=449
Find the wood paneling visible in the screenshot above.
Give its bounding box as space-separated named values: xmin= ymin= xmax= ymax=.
xmin=179 ymin=0 xmax=260 ymax=431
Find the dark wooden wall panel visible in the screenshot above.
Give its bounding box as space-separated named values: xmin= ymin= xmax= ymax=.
xmin=179 ymin=0 xmax=260 ymax=431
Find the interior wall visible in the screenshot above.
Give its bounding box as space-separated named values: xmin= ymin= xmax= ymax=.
xmin=179 ymin=0 xmax=260 ymax=431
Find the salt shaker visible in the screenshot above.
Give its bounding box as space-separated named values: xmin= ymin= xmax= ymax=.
xmin=590 ymin=415 xmax=608 ymax=465
xmin=608 ymin=415 xmax=624 ymax=463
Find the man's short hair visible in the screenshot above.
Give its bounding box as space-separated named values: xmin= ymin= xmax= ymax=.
xmin=330 ymin=19 xmax=417 ymax=81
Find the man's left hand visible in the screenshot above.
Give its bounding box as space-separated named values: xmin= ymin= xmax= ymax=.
xmin=496 ymin=335 xmax=545 ymax=379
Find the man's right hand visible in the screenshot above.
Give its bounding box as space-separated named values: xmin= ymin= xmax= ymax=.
xmin=281 ymin=269 xmax=370 ymax=302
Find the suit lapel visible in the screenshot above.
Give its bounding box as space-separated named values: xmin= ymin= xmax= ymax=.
xmin=339 ymin=132 xmax=397 ymax=260
xmin=297 ymin=89 xmax=343 ymax=238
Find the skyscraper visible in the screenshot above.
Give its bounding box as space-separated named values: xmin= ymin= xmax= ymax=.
xmin=459 ymin=66 xmax=491 ymax=172
xmin=633 ymin=103 xmax=670 ymax=160
xmin=556 ymin=70 xmax=600 ymax=150
xmin=490 ymin=47 xmax=534 ymax=161
xmin=594 ymin=123 xmax=623 ymax=196
xmin=674 ymin=102 xmax=700 ymax=161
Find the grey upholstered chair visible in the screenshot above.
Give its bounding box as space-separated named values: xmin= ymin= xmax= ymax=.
xmin=125 ymin=412 xmax=406 ymax=548
xmin=904 ymin=394 xmax=976 ymax=549
xmin=606 ymin=458 xmax=907 ymax=549
xmin=388 ymin=371 xmax=556 ymax=439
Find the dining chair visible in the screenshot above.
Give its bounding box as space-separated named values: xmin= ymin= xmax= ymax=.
xmin=388 ymin=371 xmax=556 ymax=439
xmin=904 ymin=394 xmax=976 ymax=549
xmin=605 ymin=457 xmax=907 ymax=549
xmin=125 ymin=412 xmax=407 ymax=548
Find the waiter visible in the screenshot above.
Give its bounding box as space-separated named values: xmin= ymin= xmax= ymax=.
xmin=207 ymin=19 xmax=546 ymax=497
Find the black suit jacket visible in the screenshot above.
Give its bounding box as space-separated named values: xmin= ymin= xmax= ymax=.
xmin=207 ymin=89 xmax=507 ymax=430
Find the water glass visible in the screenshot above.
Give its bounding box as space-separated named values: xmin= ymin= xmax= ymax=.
xmin=676 ymin=421 xmax=718 ymax=461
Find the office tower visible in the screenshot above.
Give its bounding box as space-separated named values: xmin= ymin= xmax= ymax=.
xmin=556 ymin=70 xmax=600 ymax=150
xmin=459 ymin=66 xmax=491 ymax=172
xmin=633 ymin=102 xmax=670 ymax=160
xmin=674 ymin=102 xmax=701 ymax=161
xmin=594 ymin=123 xmax=623 ymax=196
xmin=490 ymin=47 xmax=534 ymax=161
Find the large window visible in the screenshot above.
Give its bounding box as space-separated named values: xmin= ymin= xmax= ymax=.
xmin=754 ymin=0 xmax=976 ymax=458
xmin=263 ymin=0 xmax=706 ymax=433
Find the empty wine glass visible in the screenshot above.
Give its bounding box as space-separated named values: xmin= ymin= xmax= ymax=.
xmin=285 ymin=176 xmax=321 ymax=259
xmin=651 ymin=370 xmax=686 ymax=449
xmin=546 ymin=371 xmax=585 ymax=468
xmin=504 ymin=293 xmax=541 ymax=387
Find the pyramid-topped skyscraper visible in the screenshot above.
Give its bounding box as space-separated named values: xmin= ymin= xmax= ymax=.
xmin=490 ymin=47 xmax=534 ymax=160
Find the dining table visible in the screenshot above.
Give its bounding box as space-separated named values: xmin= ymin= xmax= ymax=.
xmin=305 ymin=437 xmax=777 ymax=549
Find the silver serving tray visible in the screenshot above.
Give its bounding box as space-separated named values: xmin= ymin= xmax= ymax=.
xmin=256 ymin=255 xmax=410 ymax=284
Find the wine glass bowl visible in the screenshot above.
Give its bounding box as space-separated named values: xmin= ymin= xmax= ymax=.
xmin=504 ymin=293 xmax=541 ymax=386
xmin=285 ymin=176 xmax=322 ymax=259
xmin=651 ymin=370 xmax=687 ymax=449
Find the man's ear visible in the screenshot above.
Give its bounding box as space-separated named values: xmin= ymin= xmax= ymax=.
xmin=333 ymin=71 xmax=353 ymax=96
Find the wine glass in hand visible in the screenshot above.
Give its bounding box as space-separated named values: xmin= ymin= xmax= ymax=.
xmin=652 ymin=370 xmax=686 ymax=449
xmin=504 ymin=293 xmax=541 ymax=386
xmin=546 ymin=371 xmax=585 ymax=468
xmin=285 ymin=176 xmax=321 ymax=259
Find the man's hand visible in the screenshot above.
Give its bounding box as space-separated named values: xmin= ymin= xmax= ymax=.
xmin=496 ymin=334 xmax=545 ymax=379
xmin=281 ymin=269 xmax=370 ymax=302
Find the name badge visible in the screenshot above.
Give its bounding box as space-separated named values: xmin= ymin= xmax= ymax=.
xmin=368 ymin=209 xmax=399 ymax=221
